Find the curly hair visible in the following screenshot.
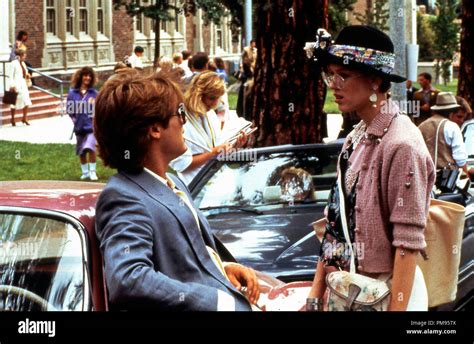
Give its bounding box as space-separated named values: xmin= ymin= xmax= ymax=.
xmin=71 ymin=67 xmax=98 ymax=89
xmin=185 ymin=71 xmax=225 ymax=116
xmin=94 ymin=71 xmax=184 ymax=173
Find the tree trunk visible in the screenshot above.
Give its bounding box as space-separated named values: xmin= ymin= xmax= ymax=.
xmin=250 ymin=0 xmax=329 ymax=147
xmin=457 ymin=0 xmax=474 ymax=111
xmin=154 ymin=19 xmax=161 ymax=68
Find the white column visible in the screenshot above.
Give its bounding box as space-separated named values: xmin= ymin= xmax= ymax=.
xmin=194 ymin=8 xmax=204 ymax=52
xmin=389 ymin=0 xmax=407 ymax=102
xmin=244 ymin=0 xmax=252 ymax=47
xmin=0 ymin=0 xmax=11 ymax=94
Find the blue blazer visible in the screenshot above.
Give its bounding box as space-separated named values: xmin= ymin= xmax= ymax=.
xmin=95 ymin=169 xmax=251 ymax=311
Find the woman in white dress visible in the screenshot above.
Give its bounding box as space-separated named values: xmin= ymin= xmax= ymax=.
xmin=9 ymin=48 xmax=32 ymax=126
xmin=170 ymin=71 xmax=248 ymax=184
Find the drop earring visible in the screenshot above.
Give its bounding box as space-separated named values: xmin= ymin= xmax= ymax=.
xmin=369 ymin=86 xmax=378 ymax=108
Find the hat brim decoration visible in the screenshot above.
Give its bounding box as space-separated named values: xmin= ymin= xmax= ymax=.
xmin=305 ymin=27 xmax=406 ymax=83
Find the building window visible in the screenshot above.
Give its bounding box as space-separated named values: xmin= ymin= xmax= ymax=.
xmin=46 ymin=0 xmax=56 ymax=35
xmin=216 ymin=26 xmax=223 ymax=49
xmin=97 ymin=0 xmax=104 ymax=34
xmin=79 ymin=0 xmax=88 ymax=34
xmin=66 ymin=0 xmax=74 ymax=35
xmin=136 ymin=14 xmax=143 ymax=33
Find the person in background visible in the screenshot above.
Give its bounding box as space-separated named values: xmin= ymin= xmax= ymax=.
xmin=183 ymin=52 xmax=209 ymax=86
xmin=214 ymin=57 xmax=229 ymax=84
xmin=9 ymin=31 xmax=28 ymax=61
xmin=406 ymin=79 xmax=419 ymax=120
xmin=128 ymin=46 xmax=144 ymax=70
xmin=157 ymin=56 xmax=173 ymax=73
xmin=9 ymin=48 xmax=32 ymax=126
xmin=67 ymin=67 xmax=99 ymax=181
xmin=419 ymin=92 xmax=472 ymax=178
xmin=180 ymin=49 xmax=193 ymax=77
xmin=413 ymin=72 xmax=439 ymax=125
xmin=170 ymin=71 xmax=247 ymax=184
xmin=450 ymin=96 xmax=473 ymax=127
xmin=207 ymin=60 xmax=217 ymax=72
xmin=172 ymin=52 xmax=183 ymax=68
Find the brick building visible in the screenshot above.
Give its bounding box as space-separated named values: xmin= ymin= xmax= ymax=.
xmin=0 ymin=0 xmax=241 ymax=92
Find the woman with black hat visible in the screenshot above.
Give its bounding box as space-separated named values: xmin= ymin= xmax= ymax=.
xmin=305 ymin=26 xmax=435 ymax=311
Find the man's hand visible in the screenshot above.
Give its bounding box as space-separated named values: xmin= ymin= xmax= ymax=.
xmin=224 ymin=263 xmax=260 ymax=305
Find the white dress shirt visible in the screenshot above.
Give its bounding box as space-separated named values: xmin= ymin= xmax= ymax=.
xmin=443 ymin=120 xmax=468 ymax=167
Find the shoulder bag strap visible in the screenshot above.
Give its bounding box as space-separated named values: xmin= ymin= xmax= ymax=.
xmin=336 ymin=160 xmax=356 ymax=274
xmin=434 ymin=119 xmax=447 ymax=170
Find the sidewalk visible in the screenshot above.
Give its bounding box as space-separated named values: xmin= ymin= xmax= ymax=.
xmin=0 ymin=113 xmax=343 ymax=145
xmin=0 ymin=115 xmax=75 ymax=144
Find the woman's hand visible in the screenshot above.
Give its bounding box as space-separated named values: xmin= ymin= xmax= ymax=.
xmin=224 ymin=263 xmax=260 ymax=305
xmin=234 ymin=130 xmax=249 ymax=148
xmin=212 ymin=143 xmax=233 ymax=156
xmin=9 ymin=87 xmax=17 ymax=93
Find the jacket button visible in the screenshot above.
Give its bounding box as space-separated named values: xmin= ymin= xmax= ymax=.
xmin=358 ymin=265 xmax=363 ymax=270
xmin=356 ymin=183 xmax=362 ymax=190
xmin=354 ymin=227 xmax=360 ymax=233
xmin=361 ymin=163 xmax=368 ymax=170
xmin=354 ymin=205 xmax=361 ymax=212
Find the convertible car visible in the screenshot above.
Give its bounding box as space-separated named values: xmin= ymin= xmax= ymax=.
xmin=0 ymin=140 xmax=472 ymax=311
xmin=188 ymin=142 xmax=473 ymax=311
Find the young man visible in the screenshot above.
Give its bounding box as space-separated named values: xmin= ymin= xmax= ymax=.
xmin=93 ymin=72 xmax=259 ymax=311
xmin=413 ymin=72 xmax=439 ymax=125
xmin=127 ymin=46 xmax=144 ymax=70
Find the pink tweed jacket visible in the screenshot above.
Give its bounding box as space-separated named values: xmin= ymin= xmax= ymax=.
xmin=341 ymin=102 xmax=436 ymax=273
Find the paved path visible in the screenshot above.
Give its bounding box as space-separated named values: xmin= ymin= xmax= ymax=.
xmin=0 ymin=113 xmax=343 ymax=144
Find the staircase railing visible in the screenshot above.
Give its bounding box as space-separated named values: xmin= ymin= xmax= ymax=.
xmin=27 ymin=66 xmax=68 ymax=115
xmin=0 ymin=60 xmax=68 ymax=115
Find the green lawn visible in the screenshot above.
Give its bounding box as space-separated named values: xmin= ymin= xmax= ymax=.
xmin=228 ymin=92 xmax=238 ymax=110
xmin=0 ymin=140 xmax=115 ymax=182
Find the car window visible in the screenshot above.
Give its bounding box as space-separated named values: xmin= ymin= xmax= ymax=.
xmin=463 ymin=122 xmax=474 ymax=158
xmin=0 ymin=213 xmax=90 ymax=311
xmin=193 ymin=151 xmax=338 ymax=209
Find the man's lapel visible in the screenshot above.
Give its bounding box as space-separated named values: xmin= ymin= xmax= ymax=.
xmin=121 ymin=170 xmax=235 ymax=291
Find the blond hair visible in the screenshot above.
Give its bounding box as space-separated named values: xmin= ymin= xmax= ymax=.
xmin=185 ymin=71 xmax=225 ymax=115
xmin=158 ymin=56 xmax=173 ymax=72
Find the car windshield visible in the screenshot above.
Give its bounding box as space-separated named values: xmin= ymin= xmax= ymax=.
xmin=0 ymin=213 xmax=90 ymax=311
xmin=193 ymin=150 xmax=338 ymax=209
xmin=463 ymin=122 xmax=474 ymax=158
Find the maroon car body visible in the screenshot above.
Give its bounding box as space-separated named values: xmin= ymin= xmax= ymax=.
xmin=0 ymin=180 xmax=309 ymax=311
xmin=0 ymin=181 xmax=108 ymax=311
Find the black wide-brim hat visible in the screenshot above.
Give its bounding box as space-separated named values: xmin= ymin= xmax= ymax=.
xmin=306 ymin=25 xmax=406 ymax=83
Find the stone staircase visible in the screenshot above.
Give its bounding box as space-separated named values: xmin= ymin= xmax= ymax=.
xmin=0 ymin=89 xmax=62 ymax=126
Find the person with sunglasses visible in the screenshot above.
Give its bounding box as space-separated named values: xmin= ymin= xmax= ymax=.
xmin=170 ymin=71 xmax=247 ymax=184
xmin=93 ymin=71 xmax=259 ymax=311
xmin=305 ymin=26 xmax=435 ymax=311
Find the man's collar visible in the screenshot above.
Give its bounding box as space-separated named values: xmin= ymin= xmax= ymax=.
xmin=143 ymin=167 xmax=174 ymax=189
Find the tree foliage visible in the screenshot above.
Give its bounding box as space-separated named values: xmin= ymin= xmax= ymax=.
xmin=354 ymin=0 xmax=389 ymax=31
xmin=112 ymin=0 xmax=242 ymax=64
xmin=432 ymin=0 xmax=460 ymax=84
xmin=417 ymin=12 xmax=436 ymax=61
xmin=328 ymin=0 xmax=357 ymax=35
